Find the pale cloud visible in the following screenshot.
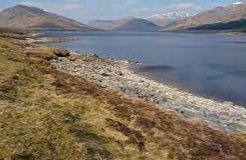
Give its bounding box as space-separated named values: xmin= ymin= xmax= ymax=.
xmin=21 ymin=1 xmax=81 ymax=12
xmin=177 ymin=3 xmax=202 ymax=10
xmin=123 ymin=0 xmax=135 ymax=5
xmin=125 ymin=2 xmax=204 ymax=18
xmin=167 ymin=3 xmax=203 ymax=12
xmin=16 ymin=0 xmax=220 ymax=23
xmin=66 ymin=0 xmax=80 ymax=2
xmin=61 ymin=4 xmax=81 ymax=10
xmin=130 ymin=7 xmax=150 ymax=14
xmin=129 ymin=6 xmax=160 ymax=17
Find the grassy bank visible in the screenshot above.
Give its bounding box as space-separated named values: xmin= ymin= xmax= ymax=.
xmin=0 ymin=30 xmax=245 ymax=160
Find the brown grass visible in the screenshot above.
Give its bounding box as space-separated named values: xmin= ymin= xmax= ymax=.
xmin=0 ymin=31 xmax=245 ymax=160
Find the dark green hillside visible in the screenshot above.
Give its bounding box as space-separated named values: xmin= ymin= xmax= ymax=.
xmin=189 ymin=19 xmax=246 ymax=32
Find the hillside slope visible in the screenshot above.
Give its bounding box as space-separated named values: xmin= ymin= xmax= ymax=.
xmin=0 ymin=30 xmax=245 ymax=159
xmin=0 ymin=5 xmax=96 ymax=31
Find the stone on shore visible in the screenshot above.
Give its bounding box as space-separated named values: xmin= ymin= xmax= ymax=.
xmin=53 ymin=49 xmax=70 ymax=57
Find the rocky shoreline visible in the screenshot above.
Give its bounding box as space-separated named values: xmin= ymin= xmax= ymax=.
xmin=25 ymin=36 xmax=75 ymax=44
xmin=51 ymin=53 xmax=246 ymax=133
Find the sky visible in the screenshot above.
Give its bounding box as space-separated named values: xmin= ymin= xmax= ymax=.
xmin=0 ymin=0 xmax=244 ymax=23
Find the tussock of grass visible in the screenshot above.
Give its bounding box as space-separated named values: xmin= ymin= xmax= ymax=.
xmin=0 ymin=31 xmax=245 ymax=160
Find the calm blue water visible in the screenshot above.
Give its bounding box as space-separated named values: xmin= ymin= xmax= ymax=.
xmin=42 ymin=31 xmax=246 ymax=106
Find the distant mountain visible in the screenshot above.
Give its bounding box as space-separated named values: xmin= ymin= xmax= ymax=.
xmin=88 ymin=17 xmax=134 ymax=30
xmin=165 ymin=2 xmax=246 ymax=30
xmin=113 ymin=18 xmax=161 ymax=31
xmin=0 ymin=5 xmax=96 ymax=31
xmin=145 ymin=12 xmax=189 ymax=27
xmin=88 ymin=20 xmax=118 ymax=30
xmin=90 ymin=13 xmax=190 ymax=30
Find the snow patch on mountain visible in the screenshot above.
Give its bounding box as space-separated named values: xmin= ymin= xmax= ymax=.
xmin=232 ymin=1 xmax=243 ymax=5
xmin=146 ymin=12 xmax=189 ymax=20
xmin=145 ymin=12 xmax=190 ymax=27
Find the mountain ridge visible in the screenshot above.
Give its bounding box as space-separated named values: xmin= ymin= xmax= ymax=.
xmin=89 ymin=18 xmax=161 ymax=31
xmin=165 ymin=2 xmax=246 ymax=31
xmin=112 ymin=18 xmax=161 ymax=31
xmin=0 ymin=5 xmax=97 ymax=31
xmin=88 ymin=17 xmax=134 ymax=30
